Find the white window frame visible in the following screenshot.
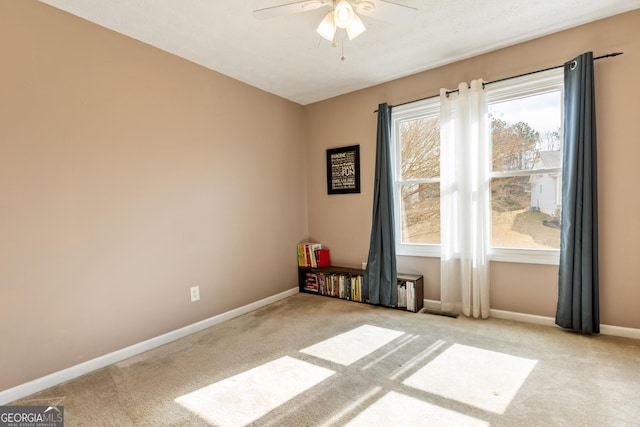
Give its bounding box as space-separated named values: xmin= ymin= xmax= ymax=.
xmin=391 ymin=97 xmax=441 ymax=257
xmin=487 ymin=69 xmax=564 ymax=265
xmin=390 ymin=69 xmax=564 ymax=264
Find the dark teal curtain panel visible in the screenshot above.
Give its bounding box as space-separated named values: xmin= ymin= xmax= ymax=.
xmin=556 ymin=52 xmax=600 ymax=334
xmin=364 ymin=103 xmax=397 ymax=306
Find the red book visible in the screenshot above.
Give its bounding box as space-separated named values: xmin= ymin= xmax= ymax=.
xmin=315 ymin=249 xmax=330 ymax=268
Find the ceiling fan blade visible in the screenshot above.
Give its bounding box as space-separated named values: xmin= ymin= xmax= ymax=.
xmin=253 ymin=0 xmax=331 ymax=20
xmin=355 ymin=0 xmax=417 ymax=25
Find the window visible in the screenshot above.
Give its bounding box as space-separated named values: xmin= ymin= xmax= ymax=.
xmin=487 ymin=70 xmax=563 ymax=264
xmin=391 ymin=98 xmax=441 ymax=257
xmin=391 ymin=69 xmax=563 ymax=264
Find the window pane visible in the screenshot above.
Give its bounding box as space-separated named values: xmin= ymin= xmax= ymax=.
xmin=490 ymin=91 xmax=561 ymax=172
xmin=400 ymin=183 xmax=440 ymax=244
xmin=491 ymin=177 xmax=560 ymax=249
xmin=400 ymin=116 xmax=440 ymax=179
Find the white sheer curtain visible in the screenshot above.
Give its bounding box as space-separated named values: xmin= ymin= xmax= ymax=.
xmin=439 ymin=79 xmax=490 ymax=318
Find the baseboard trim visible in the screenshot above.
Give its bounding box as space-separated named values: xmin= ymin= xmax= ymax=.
xmin=0 ymin=287 xmax=299 ymax=405
xmin=489 ymin=309 xmax=556 ymax=327
xmin=426 ymin=300 xmax=640 ymax=340
xmin=598 ymin=324 xmax=640 ymax=340
xmin=423 ymin=299 xmax=442 ymax=311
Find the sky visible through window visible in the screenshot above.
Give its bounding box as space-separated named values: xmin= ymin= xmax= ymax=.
xmin=489 ymin=91 xmax=561 ymax=134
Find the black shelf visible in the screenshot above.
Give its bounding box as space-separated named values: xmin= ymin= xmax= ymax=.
xmin=298 ymin=265 xmax=424 ymax=313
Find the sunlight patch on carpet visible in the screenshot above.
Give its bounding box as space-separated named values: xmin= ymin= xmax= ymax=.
xmin=300 ymin=324 xmax=405 ymax=366
xmin=344 ymin=391 xmax=489 ymax=427
xmin=175 ymin=356 xmax=335 ymax=426
xmin=403 ymin=343 xmax=537 ymax=414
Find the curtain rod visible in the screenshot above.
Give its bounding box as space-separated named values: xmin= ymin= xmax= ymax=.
xmin=373 ymin=52 xmax=623 ymax=113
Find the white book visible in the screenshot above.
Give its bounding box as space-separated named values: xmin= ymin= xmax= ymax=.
xmin=406 ymin=281 xmax=415 ymax=312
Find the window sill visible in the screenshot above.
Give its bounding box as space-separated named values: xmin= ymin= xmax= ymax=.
xmin=396 ymin=245 xmax=560 ymax=265
xmin=396 ymin=244 xmax=440 ymax=258
xmin=489 ymin=248 xmax=560 ymax=265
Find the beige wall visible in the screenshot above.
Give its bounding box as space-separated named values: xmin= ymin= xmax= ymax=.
xmin=0 ymin=1 xmax=307 ymax=390
xmin=304 ymin=10 xmax=640 ymax=328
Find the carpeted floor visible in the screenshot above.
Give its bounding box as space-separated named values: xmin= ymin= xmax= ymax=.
xmin=12 ymin=293 xmax=640 ymax=426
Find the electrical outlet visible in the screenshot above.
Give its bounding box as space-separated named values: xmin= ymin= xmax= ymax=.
xmin=190 ymin=286 xmax=200 ymax=302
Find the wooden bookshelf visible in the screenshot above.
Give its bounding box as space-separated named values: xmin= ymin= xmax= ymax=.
xmin=298 ymin=265 xmax=424 ymax=313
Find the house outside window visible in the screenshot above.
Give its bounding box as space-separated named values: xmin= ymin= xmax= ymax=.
xmin=391 ymin=69 xmax=563 ymax=264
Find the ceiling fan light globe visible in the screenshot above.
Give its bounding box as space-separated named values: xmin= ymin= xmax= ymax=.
xmin=316 ymin=11 xmax=336 ymax=41
xmin=334 ymin=0 xmax=355 ymax=29
xmin=346 ymin=14 xmax=366 ymax=40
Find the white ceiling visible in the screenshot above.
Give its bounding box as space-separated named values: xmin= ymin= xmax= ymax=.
xmin=39 ymin=0 xmax=640 ymax=105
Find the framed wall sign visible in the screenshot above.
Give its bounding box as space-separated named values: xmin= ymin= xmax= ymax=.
xmin=326 ymin=145 xmax=360 ymax=194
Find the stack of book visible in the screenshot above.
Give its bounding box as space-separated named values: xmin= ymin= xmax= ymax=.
xmin=297 ymin=243 xmax=330 ymax=268
xmin=303 ymin=270 xmax=319 ymax=293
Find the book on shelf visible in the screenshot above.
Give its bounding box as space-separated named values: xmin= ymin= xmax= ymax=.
xmin=297 ymin=243 xmax=330 ymax=268
xmin=406 ymin=281 xmax=415 ymax=312
xmin=303 ymin=271 xmax=319 ymax=293
xmin=315 ymin=248 xmax=330 ymax=267
xmin=394 ymin=279 xmax=418 ymax=310
xmin=396 ymin=281 xmax=407 ymax=309
xmin=302 ymin=270 xmax=363 ymax=302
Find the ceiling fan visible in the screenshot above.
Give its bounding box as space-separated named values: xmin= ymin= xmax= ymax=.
xmin=253 ymin=0 xmax=417 ymax=42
